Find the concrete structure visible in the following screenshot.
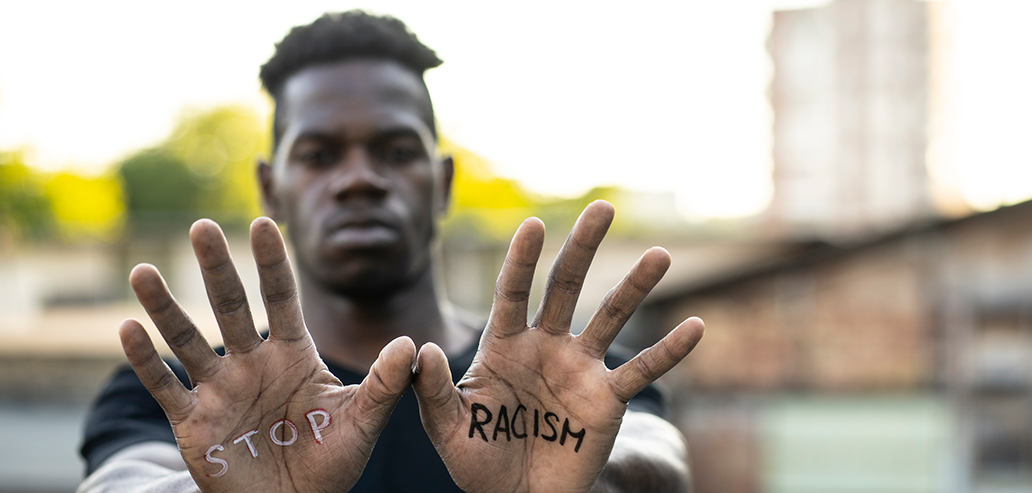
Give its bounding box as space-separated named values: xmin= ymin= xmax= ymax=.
xmin=765 ymin=0 xmax=946 ymax=239
xmin=643 ymin=199 xmax=1032 ymax=493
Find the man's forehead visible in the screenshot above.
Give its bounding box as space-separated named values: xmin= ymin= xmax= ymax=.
xmin=280 ymin=59 xmax=434 ymax=135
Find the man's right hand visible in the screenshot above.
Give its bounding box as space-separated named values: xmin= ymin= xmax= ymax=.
xmin=119 ymin=217 xmax=416 ymax=493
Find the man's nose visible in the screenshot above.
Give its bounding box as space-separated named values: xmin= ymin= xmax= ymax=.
xmin=330 ymin=147 xmax=389 ymax=200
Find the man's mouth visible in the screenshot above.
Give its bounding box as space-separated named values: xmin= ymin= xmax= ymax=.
xmin=327 ymin=222 xmax=399 ymax=248
xmin=323 ymin=213 xmax=401 ymax=249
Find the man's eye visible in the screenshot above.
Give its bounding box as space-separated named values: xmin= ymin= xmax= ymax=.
xmin=376 ymin=145 xmax=420 ymax=164
xmin=298 ymin=149 xmax=335 ymax=166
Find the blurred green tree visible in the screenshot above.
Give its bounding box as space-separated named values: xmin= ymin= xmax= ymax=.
xmin=0 ymin=150 xmax=55 ymax=242
xmin=440 ymin=136 xmax=535 ymax=242
xmin=439 ymin=138 xmax=678 ymax=244
xmin=119 ymin=148 xmax=201 ymax=234
xmin=118 ymin=105 xmax=268 ymax=236
xmin=166 ymin=105 xmax=267 ymax=227
xmin=44 ymin=170 xmax=124 ymax=242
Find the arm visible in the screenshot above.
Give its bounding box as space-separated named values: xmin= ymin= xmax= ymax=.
xmin=591 ymin=412 xmax=691 ymax=493
xmin=101 ymin=442 xmax=189 ymax=471
xmin=79 ymin=217 xmax=416 ymax=493
xmin=412 ymin=200 xmax=704 ymax=493
xmin=77 ymin=443 xmax=196 ymax=493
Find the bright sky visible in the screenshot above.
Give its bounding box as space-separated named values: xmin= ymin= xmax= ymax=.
xmin=0 ymin=0 xmax=1029 ymax=218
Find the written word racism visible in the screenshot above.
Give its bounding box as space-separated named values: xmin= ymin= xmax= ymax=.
xmin=468 ymin=402 xmax=586 ymax=453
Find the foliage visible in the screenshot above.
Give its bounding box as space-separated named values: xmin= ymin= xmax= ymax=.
xmin=44 ymin=170 xmax=124 ymax=242
xmin=3 ymin=102 xmax=679 ymax=247
xmin=1 ymin=151 xmax=125 ymax=244
xmin=119 ymin=105 xmax=268 ymax=236
xmin=119 ymin=148 xmax=202 ymax=233
xmin=166 ymin=105 xmax=267 ymax=226
xmin=439 ymin=138 xmax=686 ymax=244
xmin=0 ymin=150 xmax=55 ymax=242
xmin=439 ymin=137 xmax=536 ymax=242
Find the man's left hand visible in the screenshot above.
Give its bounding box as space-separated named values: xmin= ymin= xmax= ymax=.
xmin=412 ymin=200 xmax=704 ymax=493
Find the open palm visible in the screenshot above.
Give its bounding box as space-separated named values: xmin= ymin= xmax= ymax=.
xmin=119 ymin=218 xmax=415 ymax=493
xmin=413 ymin=201 xmax=704 ymax=493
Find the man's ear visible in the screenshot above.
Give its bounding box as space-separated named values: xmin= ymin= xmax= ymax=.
xmin=258 ymin=160 xmax=280 ymax=221
xmin=437 ymin=155 xmax=454 ymax=215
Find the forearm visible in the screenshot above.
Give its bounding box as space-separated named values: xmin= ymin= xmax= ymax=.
xmin=77 ymin=460 xmax=198 ymax=493
xmin=590 ymin=411 xmax=691 ymax=493
xmin=78 ymin=442 xmax=198 ymax=493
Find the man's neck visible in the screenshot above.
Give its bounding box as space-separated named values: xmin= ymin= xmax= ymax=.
xmin=297 ymin=265 xmax=479 ymax=372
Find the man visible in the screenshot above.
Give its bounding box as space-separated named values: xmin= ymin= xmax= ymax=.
xmin=78 ymin=11 xmax=704 ymax=493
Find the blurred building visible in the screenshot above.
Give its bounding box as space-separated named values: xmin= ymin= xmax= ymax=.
xmin=635 ymin=1 xmax=1029 ymax=492
xmin=644 ymin=199 xmax=1032 ymax=493
xmin=765 ymin=0 xmax=951 ymax=239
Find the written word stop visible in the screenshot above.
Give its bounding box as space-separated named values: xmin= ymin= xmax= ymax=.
xmin=204 ymin=409 xmax=332 ymax=477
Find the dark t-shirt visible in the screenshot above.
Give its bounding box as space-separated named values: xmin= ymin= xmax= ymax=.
xmin=81 ymin=338 xmax=664 ymax=492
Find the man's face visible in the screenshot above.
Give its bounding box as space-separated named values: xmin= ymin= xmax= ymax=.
xmin=261 ymin=59 xmax=450 ymax=297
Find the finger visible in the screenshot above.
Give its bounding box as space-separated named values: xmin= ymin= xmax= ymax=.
xmin=119 ymin=318 xmax=193 ymax=420
xmin=579 ymin=247 xmax=671 ymax=358
xmin=532 ymin=200 xmax=613 ymax=335
xmin=487 ymin=217 xmax=545 ymax=338
xmin=190 ymin=219 xmax=263 ymax=354
xmin=412 ymin=342 xmax=461 ymax=444
xmin=250 ymin=217 xmax=305 ymax=342
xmin=609 ymin=317 xmax=704 ymax=403
xmin=351 ymin=337 xmax=417 ymax=432
xmin=130 ymin=263 xmax=220 ymax=383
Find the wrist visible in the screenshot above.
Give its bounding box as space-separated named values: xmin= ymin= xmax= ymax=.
xmin=590 ymin=452 xmax=690 ymax=493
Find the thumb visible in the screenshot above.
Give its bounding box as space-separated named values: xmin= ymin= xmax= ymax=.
xmin=412 ymin=342 xmax=460 ymax=445
xmin=351 ymin=336 xmax=417 ymax=431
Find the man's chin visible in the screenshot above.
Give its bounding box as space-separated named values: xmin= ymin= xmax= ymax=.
xmin=310 ymin=261 xmax=414 ymax=299
xmin=300 ymin=245 xmax=429 ymax=299
xmin=312 ymin=241 xmax=400 ymax=275
xmin=327 ymin=276 xmax=409 ymax=300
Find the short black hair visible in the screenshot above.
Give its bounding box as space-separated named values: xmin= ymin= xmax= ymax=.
xmin=259 ymin=11 xmax=443 ymax=148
